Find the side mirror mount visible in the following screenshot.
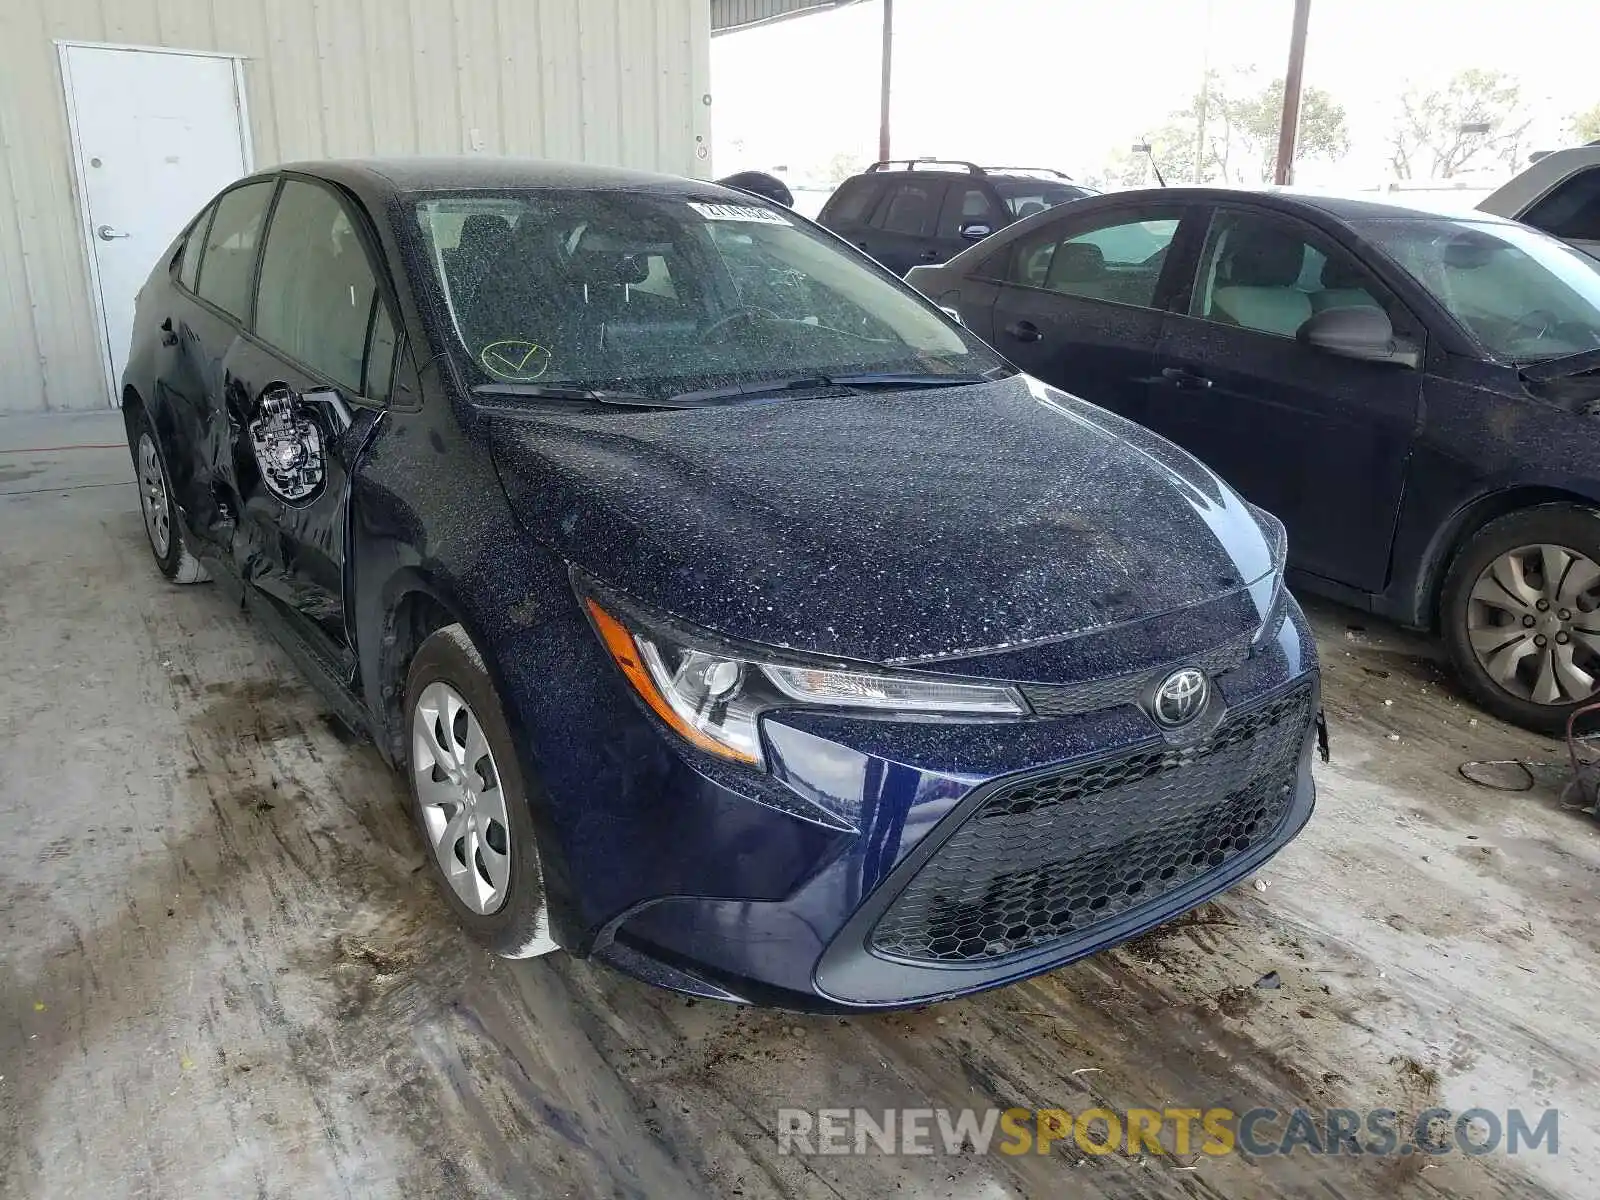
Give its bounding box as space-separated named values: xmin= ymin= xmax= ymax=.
xmin=1298 ymin=306 xmax=1420 ymax=369
xmin=959 ymin=223 xmax=992 ymax=241
xmin=300 ymin=384 xmax=354 ymax=431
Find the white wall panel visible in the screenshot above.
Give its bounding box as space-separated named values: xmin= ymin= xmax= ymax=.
xmin=0 ymin=0 xmax=711 ymax=412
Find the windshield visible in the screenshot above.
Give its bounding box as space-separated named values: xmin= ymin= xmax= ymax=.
xmin=994 ymin=180 xmax=1096 ymax=219
xmin=1355 ymin=216 xmax=1600 ymax=362
xmin=410 ymin=190 xmax=1002 ymax=397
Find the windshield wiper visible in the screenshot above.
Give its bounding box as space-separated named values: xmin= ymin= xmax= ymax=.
xmin=472 ymin=383 xmax=702 ymax=409
xmin=663 ymin=372 xmax=992 ymax=404
xmin=1519 ymin=347 xmax=1600 ymax=383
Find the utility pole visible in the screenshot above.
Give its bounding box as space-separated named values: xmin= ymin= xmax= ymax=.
xmin=1193 ymin=0 xmax=1213 ymax=183
xmin=1273 ymin=0 xmax=1312 ymax=186
xmin=878 ymin=0 xmax=894 ymax=161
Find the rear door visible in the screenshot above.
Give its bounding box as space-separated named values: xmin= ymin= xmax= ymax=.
xmin=1143 ymin=204 xmax=1423 ymax=592
xmin=223 ymin=176 xmax=399 ymax=672
xmin=985 ymin=204 xmax=1192 ymax=420
xmin=867 ymin=176 xmax=951 ymax=275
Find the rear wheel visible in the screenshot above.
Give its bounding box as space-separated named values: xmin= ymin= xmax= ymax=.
xmin=404 ymin=623 xmax=558 ymax=958
xmin=1441 ymin=505 xmax=1600 ymax=733
xmin=132 ymin=421 xmax=208 ymax=584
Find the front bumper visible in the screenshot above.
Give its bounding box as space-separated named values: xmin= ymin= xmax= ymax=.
xmin=587 ymin=599 xmax=1320 ymax=1012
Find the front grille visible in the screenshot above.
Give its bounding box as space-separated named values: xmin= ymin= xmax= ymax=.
xmin=869 ymin=686 xmax=1312 ymax=964
xmin=1018 ymin=632 xmax=1253 ymax=718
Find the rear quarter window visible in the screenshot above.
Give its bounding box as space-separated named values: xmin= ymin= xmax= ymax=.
xmin=1522 ymin=168 xmax=1600 ymax=242
xmin=821 ymin=177 xmax=883 ymax=226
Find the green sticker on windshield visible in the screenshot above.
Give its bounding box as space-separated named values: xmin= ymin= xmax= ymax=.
xmin=481 ymin=340 xmax=552 ymax=381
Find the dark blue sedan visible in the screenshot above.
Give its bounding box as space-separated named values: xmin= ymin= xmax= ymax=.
xmin=909 ymin=188 xmax=1600 ymax=734
xmin=121 ymin=159 xmax=1318 ymax=1010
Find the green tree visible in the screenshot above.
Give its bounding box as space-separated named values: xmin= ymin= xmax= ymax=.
xmin=1142 ymin=70 xmax=1350 ymax=185
xmin=1389 ymin=69 xmax=1530 ymax=179
xmin=1572 ymin=103 xmax=1600 ymax=144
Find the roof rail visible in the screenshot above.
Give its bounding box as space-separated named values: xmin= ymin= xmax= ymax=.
xmin=866 ymin=158 xmax=984 ymax=175
xmin=988 ymin=166 xmax=1076 ymax=182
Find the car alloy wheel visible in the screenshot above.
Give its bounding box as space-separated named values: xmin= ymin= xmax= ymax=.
xmin=412 ymin=680 xmax=513 ymax=915
xmin=1465 ymin=543 xmax=1600 ymax=706
xmin=137 ymin=431 xmax=172 ymax=559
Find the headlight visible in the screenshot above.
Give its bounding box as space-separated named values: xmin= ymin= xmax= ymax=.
xmin=582 ymin=592 xmax=1026 ymax=767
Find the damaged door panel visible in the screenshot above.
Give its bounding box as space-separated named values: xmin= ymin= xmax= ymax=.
xmin=217 ymin=176 xmax=398 ymax=677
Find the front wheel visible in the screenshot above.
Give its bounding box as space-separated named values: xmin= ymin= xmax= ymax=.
xmin=405 ymin=623 xmax=559 ymax=958
xmin=1441 ymin=504 xmax=1600 ymax=733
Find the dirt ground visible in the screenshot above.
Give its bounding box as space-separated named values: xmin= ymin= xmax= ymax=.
xmin=2 ymin=415 xmax=1596 ymax=1199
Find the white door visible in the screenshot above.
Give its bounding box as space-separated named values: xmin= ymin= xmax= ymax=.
xmin=60 ymin=44 xmax=250 ymax=404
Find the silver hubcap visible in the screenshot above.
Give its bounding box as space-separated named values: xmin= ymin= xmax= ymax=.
xmin=1467 ymin=543 xmax=1600 ymax=706
xmin=137 ymin=433 xmax=171 ymax=558
xmin=412 ymin=682 xmax=512 ymax=914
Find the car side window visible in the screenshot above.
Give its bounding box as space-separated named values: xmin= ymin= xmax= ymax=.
xmin=937 ymin=185 xmax=1005 ymax=237
xmin=177 ymin=209 xmax=210 ymax=291
xmin=1004 ymin=212 xmax=1180 ymax=308
xmin=194 ymin=181 xmax=275 ymax=322
xmin=255 ymin=180 xmax=391 ymax=397
xmin=1191 ymin=210 xmax=1383 ymax=339
xmin=1521 ymin=168 xmax=1600 ymax=241
xmin=822 ymin=177 xmax=883 ymax=225
xmin=874 ymin=180 xmax=946 ymax=236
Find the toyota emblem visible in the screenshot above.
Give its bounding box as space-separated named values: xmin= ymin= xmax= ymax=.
xmin=1152 ymin=668 xmax=1209 ymax=727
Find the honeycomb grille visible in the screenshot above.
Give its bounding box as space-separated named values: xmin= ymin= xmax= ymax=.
xmin=869 ymin=686 xmax=1312 ymax=964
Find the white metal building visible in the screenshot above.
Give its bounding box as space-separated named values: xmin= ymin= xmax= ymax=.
xmin=0 ymin=0 xmax=714 ymax=414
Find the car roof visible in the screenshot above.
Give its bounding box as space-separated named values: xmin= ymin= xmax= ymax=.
xmin=1091 ymin=186 xmax=1523 ymax=226
xmin=263 ymin=156 xmax=738 ymax=201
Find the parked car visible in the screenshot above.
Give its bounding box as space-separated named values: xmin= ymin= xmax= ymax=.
xmin=123 ymin=159 xmax=1318 ymax=1010
xmin=818 ymin=159 xmax=1096 ymax=276
xmin=908 ymin=187 xmax=1600 ymax=732
xmin=1479 ymin=143 xmax=1600 ymax=259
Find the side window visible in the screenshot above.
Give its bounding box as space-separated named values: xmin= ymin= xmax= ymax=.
xmin=1192 ymin=210 xmax=1382 ymax=339
xmin=1005 ymin=212 xmax=1181 ymax=308
xmin=874 ymin=180 xmax=946 ymax=236
xmin=938 ymin=185 xmax=1006 ymax=237
xmin=194 ymin=181 xmax=275 ymax=321
xmin=177 ymin=208 xmax=210 ymax=291
xmin=1522 ymin=169 xmax=1600 ymax=241
xmin=365 ymin=304 xmax=398 ymax=399
xmin=822 ymin=177 xmax=883 ymax=225
xmin=255 ymin=180 xmax=389 ymax=396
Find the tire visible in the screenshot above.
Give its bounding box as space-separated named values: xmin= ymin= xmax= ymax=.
xmin=404 ymin=623 xmax=559 ymax=958
xmin=131 ymin=416 xmax=208 ymax=585
xmin=1440 ymin=503 xmax=1600 ymax=734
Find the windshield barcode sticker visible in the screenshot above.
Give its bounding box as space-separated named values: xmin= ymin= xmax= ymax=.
xmin=689 ymin=202 xmax=790 ymax=225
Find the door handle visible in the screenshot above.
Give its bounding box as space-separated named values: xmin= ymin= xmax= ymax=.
xmin=919 ymin=249 xmax=942 ymax=261
xmin=96 ymin=224 xmax=131 ymax=241
xmin=1004 ymin=320 xmax=1042 ymax=343
xmin=1159 ymin=366 xmax=1212 ymax=390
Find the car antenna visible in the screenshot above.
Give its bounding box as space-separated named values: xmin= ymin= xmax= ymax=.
xmin=1132 ymin=141 xmax=1168 ymax=188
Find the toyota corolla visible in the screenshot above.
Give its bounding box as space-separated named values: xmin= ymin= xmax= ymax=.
xmin=121 ymin=158 xmax=1321 ymax=1010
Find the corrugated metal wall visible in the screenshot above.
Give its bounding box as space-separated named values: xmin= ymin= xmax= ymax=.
xmin=711 ymin=0 xmax=864 ymax=34
xmin=0 ymin=0 xmax=713 ymax=413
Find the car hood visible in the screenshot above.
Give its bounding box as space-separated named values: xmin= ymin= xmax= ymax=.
xmin=488 ymin=374 xmax=1280 ymax=672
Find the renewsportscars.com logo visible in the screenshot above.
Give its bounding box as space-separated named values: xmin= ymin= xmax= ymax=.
xmin=776 ymin=1106 xmax=1560 ymax=1158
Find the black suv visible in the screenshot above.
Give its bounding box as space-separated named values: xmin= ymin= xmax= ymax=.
xmin=818 ymin=159 xmax=1096 ymax=275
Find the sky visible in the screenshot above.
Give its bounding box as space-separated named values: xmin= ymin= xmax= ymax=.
xmin=711 ymin=0 xmax=1598 ymax=189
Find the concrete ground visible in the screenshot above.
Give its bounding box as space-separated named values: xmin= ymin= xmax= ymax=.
xmin=2 ymin=411 xmax=1596 ymax=1199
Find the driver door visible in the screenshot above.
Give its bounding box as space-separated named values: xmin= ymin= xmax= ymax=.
xmin=225 ymin=178 xmax=399 ymax=674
